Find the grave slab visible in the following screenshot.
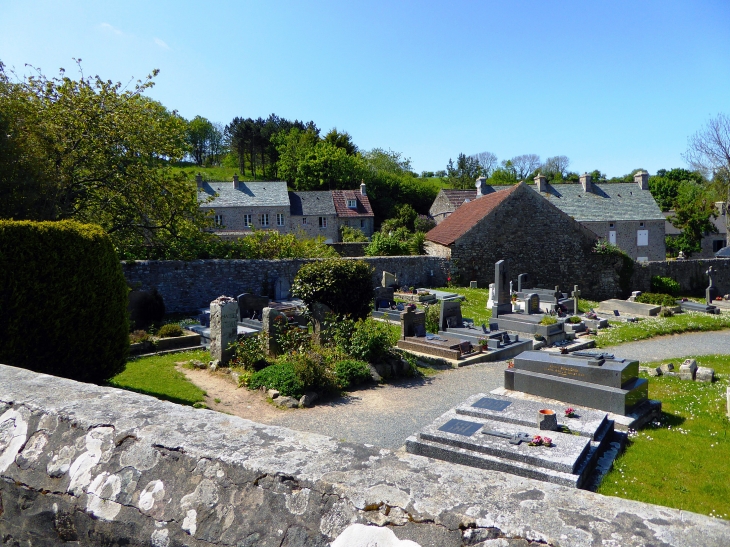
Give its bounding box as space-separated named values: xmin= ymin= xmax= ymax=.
xmin=597 ymin=299 xmax=660 ymax=317
xmin=677 ymin=300 xmax=720 ymax=314
xmin=514 ymin=351 xmax=639 ymax=389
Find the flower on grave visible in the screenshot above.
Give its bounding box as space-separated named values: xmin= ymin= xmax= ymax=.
xmin=529 ymin=435 xmax=552 ymax=447
xmin=507 ymin=360 xmax=514 ymax=369
xmin=565 ymin=407 xmax=577 ymax=418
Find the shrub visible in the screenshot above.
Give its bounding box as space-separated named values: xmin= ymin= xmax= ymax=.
xmin=292 ymin=258 xmax=374 ymax=319
xmin=248 ymin=362 xmax=305 ymax=398
xmin=129 ymin=330 xmax=151 ymax=343
xmin=347 ymin=317 xmax=398 ymax=363
xmin=334 ymin=359 xmax=372 ymax=389
xmin=424 ymin=304 xmax=440 ymax=333
xmin=0 ymin=220 xmax=129 ymax=383
xmin=567 ymin=316 xmax=582 ymax=324
xmin=230 ymin=332 xmax=267 ymax=371
xmin=157 ymin=323 xmax=183 ymax=338
xmin=286 ymin=351 xmax=337 ymax=394
xmin=636 ymin=293 xmax=676 ymax=307
xmin=340 ymin=225 xmax=368 ymax=243
xmin=274 ymin=322 xmax=311 ymax=354
xmin=128 ymin=289 xmax=165 ymax=331
xmin=660 ymin=308 xmax=674 ymax=318
xmin=651 ymin=276 xmax=681 ymax=296
xmin=539 ymin=316 xmax=558 ymax=326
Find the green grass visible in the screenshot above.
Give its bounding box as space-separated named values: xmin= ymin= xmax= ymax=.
xmin=591 ymin=312 xmax=730 ymax=347
xmin=108 ymin=349 xmax=209 ymax=406
xmin=170 ymin=164 xmax=263 ymax=182
xmin=597 ymin=354 xmax=730 ymax=519
xmin=433 ymin=286 xmax=492 ymax=324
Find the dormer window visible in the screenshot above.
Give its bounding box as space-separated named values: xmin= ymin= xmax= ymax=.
xmin=347 ymin=199 xmax=357 ymax=209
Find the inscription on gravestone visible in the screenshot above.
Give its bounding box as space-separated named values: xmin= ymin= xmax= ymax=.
xmin=471 ymin=397 xmax=512 ymax=411
xmin=526 ymin=293 xmax=540 ymax=315
xmin=438 ymin=419 xmax=483 ymax=437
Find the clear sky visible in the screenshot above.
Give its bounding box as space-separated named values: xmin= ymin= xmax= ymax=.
xmin=1 ymin=0 xmax=728 ymax=177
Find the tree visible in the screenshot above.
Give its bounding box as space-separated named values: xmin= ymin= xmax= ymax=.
xmin=542 ymin=155 xmax=570 ymax=180
xmin=0 ymin=60 xmax=211 ymax=251
xmin=668 ymin=181 xmax=717 ymax=255
xmin=294 ymin=141 xmax=368 ymax=191
xmin=187 ymin=115 xmax=222 ymax=166
xmin=272 ymin=126 xmax=321 ymax=185
xmin=510 ymin=154 xmax=541 ymax=180
xmin=446 ymin=153 xmax=481 ymax=189
xmin=324 ymin=128 xmax=358 ymax=155
xmin=471 ymin=151 xmax=498 ymax=177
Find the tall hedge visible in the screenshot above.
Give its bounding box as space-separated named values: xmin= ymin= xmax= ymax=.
xmin=0 ymin=220 xmax=129 ymax=382
xmin=292 ymin=258 xmax=374 ymax=320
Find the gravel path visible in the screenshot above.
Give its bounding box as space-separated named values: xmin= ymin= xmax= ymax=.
xmin=602 ymin=328 xmax=730 ymax=362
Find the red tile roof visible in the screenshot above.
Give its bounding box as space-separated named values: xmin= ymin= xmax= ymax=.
xmin=425 ymin=183 xmax=520 ymax=246
xmin=332 ymin=190 xmax=374 ymax=217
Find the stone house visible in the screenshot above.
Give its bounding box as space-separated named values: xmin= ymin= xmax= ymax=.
xmin=198 ymin=175 xmax=291 ymax=235
xmin=288 ymin=191 xmax=339 ymax=243
xmin=424 ymin=182 xmax=622 ymax=297
xmin=332 ymin=183 xmax=375 ymax=239
xmin=429 ymin=172 xmax=666 ymax=261
xmin=664 ymin=201 xmax=727 ymax=258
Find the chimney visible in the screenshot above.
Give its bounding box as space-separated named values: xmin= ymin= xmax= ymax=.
xmin=195 ymin=173 xmax=203 ymax=189
xmin=233 ymin=174 xmax=239 ymax=189
xmin=716 ymin=201 xmax=726 ymax=216
xmin=475 ymin=176 xmax=487 ymax=197
xmin=534 ymin=172 xmax=547 ymax=192
xmin=634 ymin=170 xmax=649 ymax=190
xmin=360 ymin=181 xmax=366 ymax=196
xmin=580 ymin=172 xmax=592 ymax=193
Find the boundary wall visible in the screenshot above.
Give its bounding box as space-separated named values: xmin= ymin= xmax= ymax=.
xmin=1 ymin=364 xmax=728 ymax=546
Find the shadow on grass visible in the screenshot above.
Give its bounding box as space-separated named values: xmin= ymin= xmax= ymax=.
xmin=106 ymin=383 xmax=201 ymax=407
xmin=653 ymin=411 xmax=685 ymax=429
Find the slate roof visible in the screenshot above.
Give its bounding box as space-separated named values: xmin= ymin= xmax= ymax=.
xmin=332 ymin=190 xmax=374 ymax=217
xmin=198 ymin=181 xmax=290 ymax=208
xmin=288 ymin=191 xmax=336 ymax=216
xmin=531 ymin=183 xmax=664 ymax=222
xmin=425 ymin=184 xmax=520 ymax=246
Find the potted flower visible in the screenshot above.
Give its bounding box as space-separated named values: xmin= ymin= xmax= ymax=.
xmin=478 ymin=338 xmax=489 ymax=350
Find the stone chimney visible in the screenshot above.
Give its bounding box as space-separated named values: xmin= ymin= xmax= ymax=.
xmin=195 ymin=173 xmax=203 ymax=189
xmin=716 ymin=201 xmax=726 ymax=216
xmin=360 ymin=181 xmax=367 ymax=196
xmin=580 ymin=172 xmax=592 ymax=193
xmin=634 ymin=170 xmax=649 ymax=190
xmin=233 ymin=174 xmax=240 ymax=190
xmin=475 ymin=176 xmax=487 ymax=197
xmin=534 ymin=173 xmax=547 ymax=193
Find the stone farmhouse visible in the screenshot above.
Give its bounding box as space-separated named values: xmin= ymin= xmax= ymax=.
xmin=429 ymin=171 xmax=666 ymax=262
xmin=424 ymin=182 xmax=622 ymax=294
xmin=197 ymin=175 xmax=374 ymax=243
xmin=665 ymin=201 xmax=728 ymax=258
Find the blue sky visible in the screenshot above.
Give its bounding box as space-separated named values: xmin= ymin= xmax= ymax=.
xmin=1 ymin=0 xmax=728 ymax=177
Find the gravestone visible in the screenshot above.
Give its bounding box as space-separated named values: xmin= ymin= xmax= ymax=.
xmin=400 ymin=307 xmax=426 ymax=339
xmin=237 ymin=293 xmax=270 ymax=321
xmin=470 ymin=281 xmax=478 ymax=289
xmin=553 ymin=286 xmax=562 ymax=312
xmin=310 ymin=302 xmax=332 ymax=344
xmin=491 ymin=260 xmax=513 ymax=317
xmin=487 ymin=283 xmax=496 ymax=308
xmin=526 ymin=293 xmax=540 ymax=315
xmin=274 ymin=277 xmax=291 ymax=301
xmin=210 ymin=296 xmax=239 ymax=365
xmin=262 ymin=307 xmax=288 ymax=356
xmin=517 ymin=273 xmax=529 ymax=293
xmin=439 ymin=299 xmax=464 ymax=330
xmin=374 ymin=287 xmax=395 ymax=310
xmin=706 ymin=266 xmax=717 ymax=305
xmin=571 ymin=285 xmax=581 ymax=317
xmin=382 ymin=271 xmax=397 ymax=288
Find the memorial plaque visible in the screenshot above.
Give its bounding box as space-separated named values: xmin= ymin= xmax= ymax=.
xmin=472 ymin=397 xmax=512 ymax=411
xmin=438 ymin=419 xmax=482 ymax=437
xmin=458 ymin=340 xmax=472 ymax=354
xmin=527 ymin=293 xmax=540 ymax=314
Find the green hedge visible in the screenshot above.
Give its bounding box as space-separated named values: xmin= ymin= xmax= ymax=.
xmin=0 ymin=221 xmax=129 ymax=382
xmin=636 ymin=292 xmax=677 ymax=307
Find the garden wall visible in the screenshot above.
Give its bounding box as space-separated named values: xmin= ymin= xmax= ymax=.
xmin=630 ymin=258 xmax=730 ymax=296
xmin=2 ymin=364 xmax=728 ymax=547
xmin=122 ymin=256 xmax=450 ymax=313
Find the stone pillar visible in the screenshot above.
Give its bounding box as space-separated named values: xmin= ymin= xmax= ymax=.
xmin=262 ymin=307 xmax=288 ymax=357
xmin=492 ymin=260 xmax=512 ymax=317
xmin=210 ymin=296 xmax=239 ymax=366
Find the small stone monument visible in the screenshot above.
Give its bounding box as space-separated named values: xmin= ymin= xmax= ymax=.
xmin=706 ymin=266 xmax=716 ymax=305
xmin=517 ymin=273 xmax=529 ymax=293
xmin=679 ymin=358 xmax=698 ymax=381
xmin=400 ymin=307 xmax=426 ymax=339
xmin=553 ymin=286 xmax=562 ymax=312
xmin=382 ymin=271 xmax=397 ymax=288
xmin=262 ymin=307 xmax=288 ymax=356
xmin=526 ymin=293 xmax=540 ymax=314
xmin=274 ymin=277 xmax=291 ymax=300
xmin=470 ymin=281 xmax=478 ymax=289
xmin=310 ymin=301 xmax=333 ymax=344
xmin=571 ymin=285 xmax=581 ymax=316
xmin=210 ymin=296 xmax=239 ymax=366
xmin=491 ymin=260 xmax=512 ymax=317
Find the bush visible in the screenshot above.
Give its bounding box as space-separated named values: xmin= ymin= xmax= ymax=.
xmin=157 ymin=323 xmax=183 ymax=338
xmin=567 ymin=316 xmax=582 ymax=324
xmin=128 ymin=289 xmax=165 ymax=331
xmin=0 ymin=220 xmax=129 ymax=383
xmin=248 ymin=362 xmax=305 ymax=398
xmin=292 ymin=258 xmax=374 ymax=319
xmin=340 ymin=225 xmax=368 ymax=243
xmin=651 ymin=276 xmax=681 ymax=296
xmin=334 ymin=359 xmax=371 ymax=389
xmin=539 ymin=316 xmax=558 ymax=325
xmin=660 ymin=308 xmax=674 ymax=318
xmin=636 ymin=293 xmax=677 ymax=307
xmin=230 ymin=332 xmax=267 ymax=371
xmin=130 ymin=330 xmax=151 ymax=343
xmin=286 ymin=351 xmax=337 ymax=394
xmin=347 ymin=317 xmax=398 ymax=363
xmin=424 ymin=304 xmax=440 ymax=333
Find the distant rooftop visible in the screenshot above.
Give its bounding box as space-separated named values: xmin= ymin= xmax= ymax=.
xmin=198 ymin=180 xmax=290 ymax=208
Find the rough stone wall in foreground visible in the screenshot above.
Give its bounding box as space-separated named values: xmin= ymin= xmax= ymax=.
xmin=122 ymin=256 xmax=450 ymax=313
xmin=2 ymin=364 xmax=729 ymax=546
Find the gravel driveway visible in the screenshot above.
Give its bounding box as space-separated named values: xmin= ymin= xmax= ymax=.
xmin=602 ymin=329 xmax=730 ymax=362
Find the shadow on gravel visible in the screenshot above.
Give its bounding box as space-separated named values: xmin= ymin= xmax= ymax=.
xmin=315 ymin=375 xmax=437 ymax=407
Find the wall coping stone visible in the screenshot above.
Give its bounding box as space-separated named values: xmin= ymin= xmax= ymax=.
xmin=2 ymin=364 xmax=727 ymax=546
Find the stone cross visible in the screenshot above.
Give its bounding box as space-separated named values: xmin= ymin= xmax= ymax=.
xmin=210 ymin=296 xmax=239 ymax=366
xmin=571 ymin=285 xmax=581 ymax=316
xmin=509 ymin=280 xmax=513 ymax=296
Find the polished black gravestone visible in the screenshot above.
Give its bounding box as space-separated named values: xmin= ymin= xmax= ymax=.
xmin=504 ymin=351 xmax=648 ymax=415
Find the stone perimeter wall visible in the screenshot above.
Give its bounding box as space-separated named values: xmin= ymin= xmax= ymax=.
xmin=1 ymin=365 xmax=728 ymax=547
xmin=630 ymin=257 xmax=730 ymax=296
xmin=122 ymin=256 xmax=450 ymax=313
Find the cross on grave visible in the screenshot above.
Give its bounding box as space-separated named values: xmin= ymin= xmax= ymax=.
xmin=571 ymin=285 xmax=581 ymax=316
xmin=481 ymin=429 xmax=532 ymax=445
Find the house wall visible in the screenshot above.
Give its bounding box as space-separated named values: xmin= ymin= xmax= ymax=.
xmin=583 ymin=219 xmax=665 ymax=262
xmin=424 ymin=241 xmax=452 ymax=258
xmin=290 ymin=213 xmax=340 ymax=242
xmin=446 ymin=186 xmax=624 ymax=300
xmin=337 ymin=217 xmax=374 ymax=238
xmin=428 ymin=192 xmax=454 ymax=224
xmin=202 ymin=205 xmax=291 ymax=233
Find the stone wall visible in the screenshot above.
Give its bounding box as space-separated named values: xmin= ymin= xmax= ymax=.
xmin=122 ymin=256 xmax=450 ymax=313
xmin=445 ymin=184 xmax=625 ymax=300
xmin=584 ymin=219 xmax=666 ymax=262
xmin=2 ymin=364 xmax=728 ymax=547
xmin=631 ymin=257 xmax=730 ymax=296
xmin=328 ymin=242 xmax=368 ymax=257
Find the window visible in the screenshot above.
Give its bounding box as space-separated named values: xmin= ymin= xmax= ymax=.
xmin=319 ymin=216 xmax=327 ymax=228
xmin=347 ymin=198 xmax=357 ymax=209
xmin=302 ymin=217 xmax=307 ymax=225
xmin=637 ymin=229 xmax=649 ymax=246
xmin=639 ymin=222 xmax=645 ymax=228
xmin=637 ymin=257 xmax=648 ymax=263
xmin=276 ymin=213 xmax=284 ymax=226
xmin=260 ymin=213 xmax=269 ymax=227
xmin=214 ymin=215 xmax=223 ymax=227
xmin=609 ymin=222 xmax=615 ymax=228
xmin=360 ymin=219 xmax=366 ymax=228
xmin=713 ymin=240 xmax=725 ymax=252
xmin=243 ymin=214 xmax=252 ymax=227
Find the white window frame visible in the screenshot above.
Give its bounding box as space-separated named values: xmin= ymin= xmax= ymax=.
xmin=260 ymin=213 xmax=269 ymax=227
xmin=319 ymin=216 xmax=327 ymax=229
xmin=243 ymin=214 xmax=252 ymax=227
xmin=214 ymin=214 xmax=223 ymax=227
xmin=347 ymin=199 xmax=357 ymax=209
xmin=276 ymin=213 xmax=284 ymax=226
xmin=302 ymin=217 xmax=307 ymax=225
xmin=637 ymin=229 xmax=649 ymax=246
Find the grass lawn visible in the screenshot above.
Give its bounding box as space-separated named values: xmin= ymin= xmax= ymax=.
xmin=108 ymin=349 xmax=209 ymax=406
xmin=591 ymin=312 xmax=730 ymax=347
xmin=433 ymin=286 xmax=492 ymax=324
xmin=597 ymin=354 xmax=730 ymax=519
xmin=170 ymin=165 xmax=259 ymax=182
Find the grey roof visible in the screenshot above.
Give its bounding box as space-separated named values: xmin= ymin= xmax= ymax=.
xmin=528 ymin=183 xmax=665 ymax=222
xmin=198 ymin=181 xmax=290 ymax=208
xmin=288 ymin=191 xmax=336 ymax=216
